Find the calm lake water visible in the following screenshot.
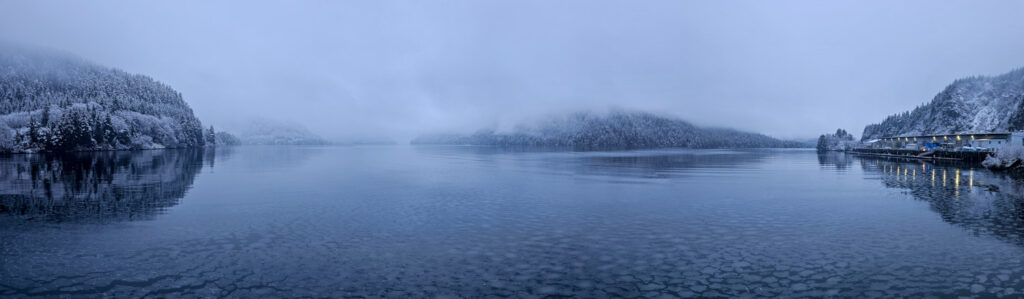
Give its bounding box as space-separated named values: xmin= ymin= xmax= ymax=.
xmin=3 ymin=146 xmax=1024 ymax=297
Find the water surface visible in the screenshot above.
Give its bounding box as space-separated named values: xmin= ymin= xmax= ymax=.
xmin=3 ymin=146 xmax=1024 ymax=297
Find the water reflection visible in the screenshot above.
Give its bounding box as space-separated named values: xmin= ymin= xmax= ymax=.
xmin=7 ymin=148 xmax=1024 ymax=297
xmin=862 ymin=158 xmax=1024 ymax=246
xmin=817 ymin=151 xmax=853 ymax=169
xmin=562 ymin=150 xmax=774 ymax=180
xmin=0 ymin=148 xmax=213 ymax=223
xmin=414 ymin=145 xmax=778 ymax=180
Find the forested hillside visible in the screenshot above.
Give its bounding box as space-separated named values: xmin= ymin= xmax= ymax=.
xmin=235 ymin=118 xmax=328 ymax=145
xmin=413 ymin=110 xmax=808 ymax=150
xmin=862 ymin=67 xmax=1024 ymax=141
xmin=0 ymin=45 xmax=208 ymax=153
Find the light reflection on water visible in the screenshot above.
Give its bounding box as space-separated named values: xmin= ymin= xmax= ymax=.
xmin=2 ymin=147 xmax=1024 ymax=297
xmin=856 ymin=155 xmax=1024 ymax=249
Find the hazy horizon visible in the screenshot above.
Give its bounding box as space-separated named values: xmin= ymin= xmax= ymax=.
xmin=2 ymin=0 xmax=1024 ymax=141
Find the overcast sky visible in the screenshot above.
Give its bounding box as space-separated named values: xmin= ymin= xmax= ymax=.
xmin=1 ymin=0 xmax=1023 ymax=140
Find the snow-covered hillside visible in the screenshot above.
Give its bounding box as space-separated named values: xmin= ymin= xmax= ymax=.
xmin=214 ymin=131 xmax=242 ymax=146
xmin=413 ymin=110 xmax=809 ymax=150
xmin=236 ymin=118 xmax=328 ymax=145
xmin=0 ymin=44 xmax=208 ymax=152
xmin=862 ymin=67 xmax=1024 ymax=141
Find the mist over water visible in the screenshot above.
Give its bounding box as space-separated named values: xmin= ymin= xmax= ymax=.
xmin=2 ymin=1 xmax=1024 ymax=140
xmin=5 ymin=2 xmax=1024 ymax=297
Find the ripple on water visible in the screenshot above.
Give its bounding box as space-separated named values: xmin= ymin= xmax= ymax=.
xmin=2 ymin=148 xmax=1024 ymax=297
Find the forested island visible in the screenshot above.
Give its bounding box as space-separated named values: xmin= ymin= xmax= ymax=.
xmin=0 ymin=45 xmax=213 ymax=153
xmin=816 ymin=129 xmax=858 ymax=152
xmin=413 ymin=110 xmax=809 ymax=150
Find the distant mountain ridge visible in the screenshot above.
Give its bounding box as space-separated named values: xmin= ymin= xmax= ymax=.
xmin=236 ymin=118 xmax=328 ymax=145
xmin=0 ymin=44 xmax=209 ymax=152
xmin=861 ymin=67 xmax=1024 ymax=141
xmin=413 ymin=110 xmax=808 ymax=150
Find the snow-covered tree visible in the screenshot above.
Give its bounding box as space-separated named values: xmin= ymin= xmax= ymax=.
xmin=816 ymin=128 xmax=860 ymax=152
xmin=214 ymin=131 xmax=242 ymax=146
xmin=0 ymin=122 xmax=14 ymax=152
xmin=0 ymin=44 xmax=207 ymax=152
xmin=205 ymin=126 xmax=216 ymax=145
xmin=862 ymin=67 xmax=1024 ymax=141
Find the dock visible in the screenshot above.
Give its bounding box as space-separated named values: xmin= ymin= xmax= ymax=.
xmin=850 ymin=148 xmax=992 ymax=163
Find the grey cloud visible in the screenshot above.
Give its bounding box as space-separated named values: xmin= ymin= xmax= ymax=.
xmin=1 ymin=0 xmax=1023 ymax=141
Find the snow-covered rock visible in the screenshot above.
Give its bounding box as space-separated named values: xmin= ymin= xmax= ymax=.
xmin=982 ymin=144 xmax=1024 ymax=170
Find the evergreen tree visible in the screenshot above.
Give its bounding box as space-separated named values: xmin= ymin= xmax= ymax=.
xmin=28 ymin=119 xmax=40 ymax=147
xmin=101 ymin=114 xmax=115 ymax=145
xmin=41 ymin=105 xmax=50 ymax=126
xmin=206 ymin=126 xmax=216 ymax=145
xmin=0 ymin=46 xmax=210 ymax=152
